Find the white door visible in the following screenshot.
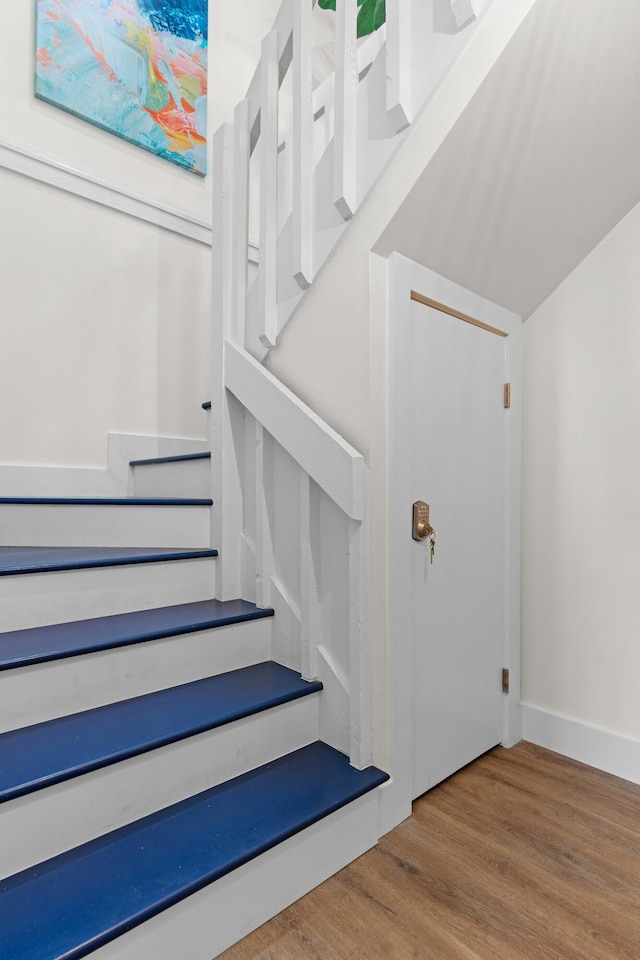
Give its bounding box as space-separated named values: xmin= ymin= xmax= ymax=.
xmin=388 ymin=258 xmax=520 ymax=803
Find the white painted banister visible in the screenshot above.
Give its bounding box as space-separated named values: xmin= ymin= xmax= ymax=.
xmin=225 ymin=340 xmax=365 ymax=521
xmin=292 ymin=0 xmax=314 ymax=289
xmin=258 ymin=30 xmax=280 ymax=349
xmin=386 ymin=0 xmax=412 ymax=132
xmin=333 ymin=0 xmax=358 ymax=220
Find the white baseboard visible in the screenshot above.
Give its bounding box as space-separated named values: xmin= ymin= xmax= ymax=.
xmin=522 ymin=703 xmax=640 ymax=786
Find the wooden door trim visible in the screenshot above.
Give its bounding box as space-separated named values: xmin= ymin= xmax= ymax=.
xmin=410 ymin=290 xmax=509 ymax=338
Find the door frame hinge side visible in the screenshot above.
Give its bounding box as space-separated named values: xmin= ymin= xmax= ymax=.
xmin=503 ymin=383 xmax=511 ymax=409
xmin=501 ymin=668 xmax=510 ymax=694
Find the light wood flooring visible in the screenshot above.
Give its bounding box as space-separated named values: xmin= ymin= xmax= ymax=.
xmin=219 ymin=741 xmax=640 ymax=959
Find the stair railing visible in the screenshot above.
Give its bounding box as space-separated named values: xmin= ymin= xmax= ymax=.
xmin=230 ymin=0 xmax=414 ymax=361
xmin=211 ymin=0 xmax=486 ymax=768
xmin=211 ymin=118 xmax=371 ymax=767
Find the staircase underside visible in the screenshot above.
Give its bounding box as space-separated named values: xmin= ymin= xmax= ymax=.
xmin=375 ymin=0 xmax=640 ymax=319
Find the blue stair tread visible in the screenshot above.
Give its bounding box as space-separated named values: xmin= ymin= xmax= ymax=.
xmin=130 ymin=452 xmax=211 ymax=467
xmin=0 ymin=599 xmax=272 ymax=671
xmin=0 ymin=497 xmax=212 ymax=506
xmin=0 ymin=546 xmax=217 ymax=577
xmin=0 ymin=743 xmax=388 ymax=960
xmin=202 ymin=400 xmax=211 ymax=410
xmin=0 ymin=663 xmax=320 ymax=803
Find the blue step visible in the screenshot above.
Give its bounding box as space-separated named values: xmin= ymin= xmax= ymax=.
xmin=202 ymin=400 xmax=211 ymax=410
xmin=0 ymin=546 xmax=217 ymax=577
xmin=0 ymin=662 xmax=321 ymax=803
xmin=0 ymin=599 xmax=272 ymax=671
xmin=0 ymin=497 xmax=212 ymax=506
xmin=130 ymin=452 xmax=211 ymax=467
xmin=0 ymin=742 xmax=388 ymax=960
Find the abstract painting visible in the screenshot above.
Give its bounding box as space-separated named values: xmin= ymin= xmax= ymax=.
xmin=35 ymin=0 xmax=208 ymax=175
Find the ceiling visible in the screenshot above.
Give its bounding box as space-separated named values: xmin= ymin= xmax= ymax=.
xmin=375 ymin=0 xmax=640 ymax=318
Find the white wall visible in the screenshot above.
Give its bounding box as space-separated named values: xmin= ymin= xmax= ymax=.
xmin=0 ymin=1 xmax=280 ymax=469
xmin=0 ymin=168 xmax=211 ymax=467
xmin=1 ymin=1 xmax=280 ymax=214
xmin=522 ymin=198 xmax=640 ymax=744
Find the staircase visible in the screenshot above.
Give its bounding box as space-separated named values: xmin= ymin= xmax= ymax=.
xmin=0 ymin=432 xmax=388 ymax=960
xmin=0 ymin=0 xmax=516 ymax=954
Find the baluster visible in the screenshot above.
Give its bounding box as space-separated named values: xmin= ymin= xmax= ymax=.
xmin=386 ymin=0 xmax=412 ymax=132
xmin=258 ymin=30 xmax=280 ymax=349
xmin=211 ymin=123 xmax=242 ymax=599
xmin=300 ymin=472 xmax=321 ymax=681
xmin=231 ymin=100 xmax=251 ymax=350
xmin=212 ymin=124 xmax=233 ymax=347
xmin=334 ymin=0 xmax=358 ymax=219
xmin=348 ymin=517 xmax=372 ymax=769
xmin=293 ymin=0 xmax=314 ymax=289
xmin=255 ymin=422 xmax=274 ymax=608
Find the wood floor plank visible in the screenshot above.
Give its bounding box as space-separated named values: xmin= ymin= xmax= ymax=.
xmin=418 ymin=760 xmax=640 ymax=956
xmin=218 ymin=743 xmax=640 ymax=960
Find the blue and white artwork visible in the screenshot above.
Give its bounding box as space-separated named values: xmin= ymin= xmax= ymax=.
xmin=35 ymin=0 xmax=208 ymax=175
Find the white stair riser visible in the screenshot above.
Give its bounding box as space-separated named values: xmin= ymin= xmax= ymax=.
xmin=0 ymin=504 xmax=210 ymax=548
xmin=132 ymin=460 xmax=211 ymax=499
xmin=89 ymin=790 xmax=381 ymax=960
xmin=0 ymin=618 xmax=271 ymax=733
xmin=1 ymin=694 xmax=319 ymax=880
xmin=0 ymin=557 xmax=217 ymax=632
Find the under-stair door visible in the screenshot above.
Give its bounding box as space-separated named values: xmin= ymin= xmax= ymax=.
xmin=389 ymin=256 xmax=521 ymax=802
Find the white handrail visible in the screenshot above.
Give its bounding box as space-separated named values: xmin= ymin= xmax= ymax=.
xmin=225 ymin=340 xmax=365 ymax=521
